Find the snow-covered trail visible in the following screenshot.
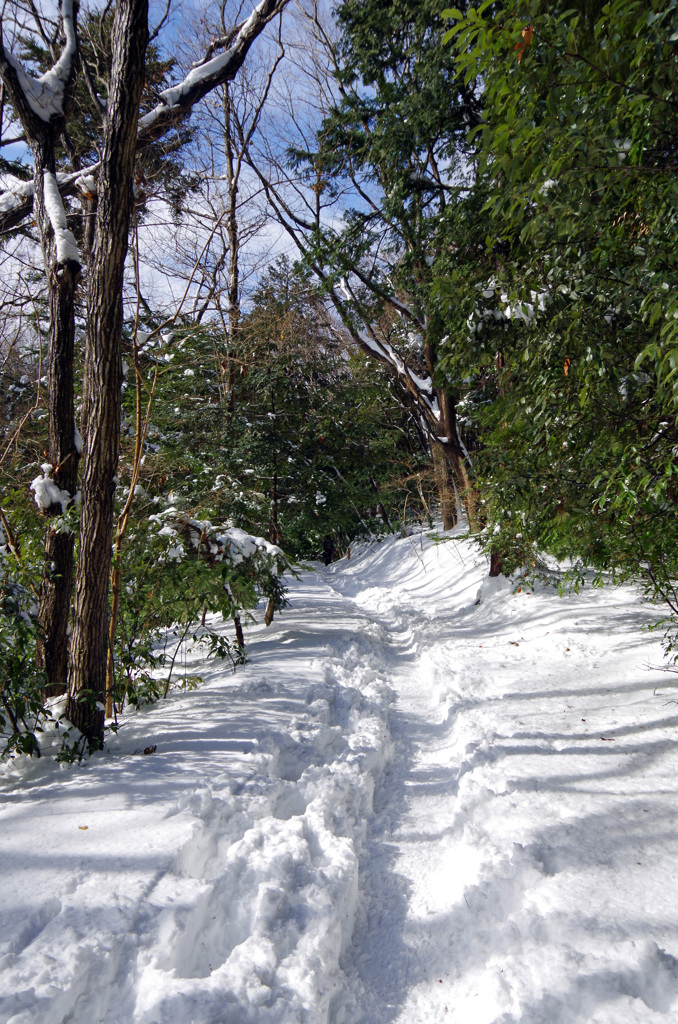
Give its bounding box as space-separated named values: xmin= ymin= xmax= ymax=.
xmin=328 ymin=539 xmax=678 ymax=1024
xmin=0 ymin=567 xmax=398 ymax=1024
xmin=2 ymin=532 xmax=678 ymax=1023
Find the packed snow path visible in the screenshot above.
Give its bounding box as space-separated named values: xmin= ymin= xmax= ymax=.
xmin=2 ymin=533 xmax=678 ymax=1023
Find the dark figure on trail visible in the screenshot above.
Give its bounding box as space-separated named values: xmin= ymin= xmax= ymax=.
xmin=322 ymin=535 xmax=335 ymax=566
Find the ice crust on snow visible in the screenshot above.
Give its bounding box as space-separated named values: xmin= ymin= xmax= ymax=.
xmin=2 ymin=533 xmax=678 ymax=1022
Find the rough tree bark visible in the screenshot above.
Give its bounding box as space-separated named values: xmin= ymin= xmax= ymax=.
xmin=436 ymin=387 xmax=477 ymax=531
xmin=68 ymin=0 xmax=149 ymax=742
xmin=38 ymin=246 xmax=80 ymax=693
xmin=431 ymin=441 xmax=456 ymax=531
xmin=0 ymin=4 xmax=81 ymax=694
xmin=65 ymin=0 xmax=290 ymax=741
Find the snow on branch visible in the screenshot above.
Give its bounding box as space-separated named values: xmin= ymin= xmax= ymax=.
xmin=334 ymin=278 xmax=436 ymax=415
xmin=31 ymin=463 xmax=77 ymax=513
xmin=358 ymin=326 xmax=437 ymax=413
xmin=2 ymin=0 xmax=77 ymax=122
xmin=149 ymin=511 xmax=284 ymax=567
xmin=350 ymin=263 xmax=425 ymax=331
xmin=74 ymin=173 xmax=97 ymax=199
xmin=43 ymin=170 xmax=80 ymax=265
xmin=138 ymin=0 xmax=289 ymax=137
xmin=0 ymin=164 xmax=101 ymax=235
xmin=0 ymin=177 xmax=34 ymax=217
xmin=0 ymin=0 xmax=287 ymax=233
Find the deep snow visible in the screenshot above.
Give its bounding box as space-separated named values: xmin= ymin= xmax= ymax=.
xmin=2 ymin=532 xmax=678 ymax=1023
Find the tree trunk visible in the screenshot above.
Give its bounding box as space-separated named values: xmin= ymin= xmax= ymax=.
xmin=82 ymin=193 xmax=97 ymax=258
xmin=224 ymin=584 xmax=245 ymax=647
xmin=421 ymin=334 xmax=477 ymax=533
xmin=489 ymin=551 xmax=504 ymax=577
xmin=270 ymin=467 xmax=281 ymax=543
xmin=431 ymin=440 xmax=457 ymax=531
xmin=68 ymin=0 xmax=149 ymax=743
xmin=369 ymin=475 xmax=392 ymax=531
xmin=36 ymin=250 xmax=80 ymax=694
xmin=224 ymin=81 xmax=240 ymax=414
xmin=0 ymin=30 xmax=81 ymax=696
xmin=436 ymin=388 xmax=479 ymax=533
xmin=23 ymin=117 xmax=85 ymax=697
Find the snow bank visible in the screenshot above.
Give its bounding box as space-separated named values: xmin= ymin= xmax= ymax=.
xmin=0 ymin=579 xmax=394 ymax=1024
xmin=329 ymin=534 xmax=678 ymax=1024
xmin=2 ymin=530 xmax=678 ymax=1023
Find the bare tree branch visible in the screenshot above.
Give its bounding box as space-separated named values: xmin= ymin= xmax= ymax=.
xmin=0 ymin=0 xmax=291 ymax=232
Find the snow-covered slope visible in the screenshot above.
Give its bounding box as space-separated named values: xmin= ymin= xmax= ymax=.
xmin=2 ymin=532 xmax=678 ymax=1023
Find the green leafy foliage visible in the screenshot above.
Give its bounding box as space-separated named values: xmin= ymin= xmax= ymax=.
xmin=104 ymin=260 xmax=428 ymax=709
xmin=0 ymin=247 xmax=429 ymax=753
xmin=119 ymin=259 xmax=429 ymax=560
xmin=289 ymin=0 xmax=483 ymax=451
xmin=435 ymin=0 xmax=678 ymax=646
xmin=222 ymin=259 xmax=427 ymax=555
xmin=0 ymin=522 xmax=48 ymax=760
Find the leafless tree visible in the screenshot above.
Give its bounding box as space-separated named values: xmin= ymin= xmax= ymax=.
xmin=0 ymin=0 xmax=291 ymax=739
xmin=136 ymin=9 xmax=286 ymax=412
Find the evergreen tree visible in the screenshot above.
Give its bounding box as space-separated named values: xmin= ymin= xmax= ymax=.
xmin=259 ymin=0 xmax=482 ymax=527
xmin=440 ymin=0 xmax=678 ymax=638
xmin=227 ymin=258 xmax=428 ymax=556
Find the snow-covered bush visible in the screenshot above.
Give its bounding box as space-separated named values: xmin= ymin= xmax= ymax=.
xmin=110 ymin=508 xmax=291 ymax=713
xmin=0 ymin=521 xmax=49 ymax=760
